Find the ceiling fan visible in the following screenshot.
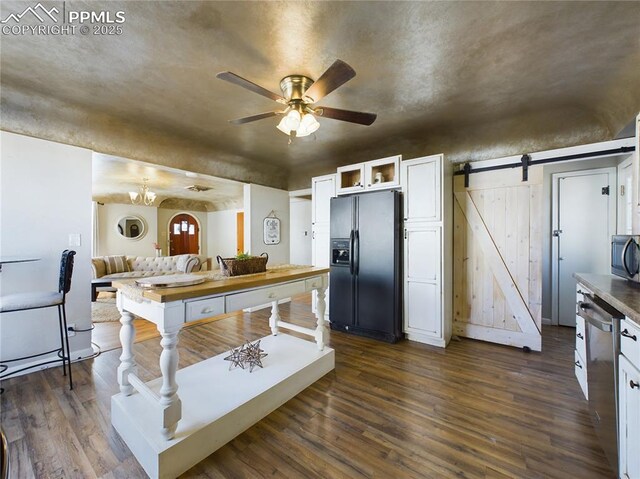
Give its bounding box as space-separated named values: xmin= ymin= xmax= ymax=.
xmin=216 ymin=60 xmax=377 ymax=139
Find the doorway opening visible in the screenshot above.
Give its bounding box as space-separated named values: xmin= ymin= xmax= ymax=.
xmin=617 ymin=156 xmax=634 ymax=235
xmin=236 ymin=211 xmax=244 ymax=254
xmin=168 ymin=213 xmax=201 ymax=255
xmin=551 ymin=167 xmax=616 ymax=326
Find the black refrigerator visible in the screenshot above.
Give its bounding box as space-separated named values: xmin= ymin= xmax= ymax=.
xmin=329 ymin=189 xmax=402 ymax=343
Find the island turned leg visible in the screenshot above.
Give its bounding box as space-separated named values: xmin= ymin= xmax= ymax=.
xmin=314 ymin=285 xmax=328 ymax=350
xmin=117 ymin=309 xmax=136 ymax=396
xmin=158 ymin=326 xmax=182 ymax=440
xmin=269 ymin=300 xmax=280 ymax=335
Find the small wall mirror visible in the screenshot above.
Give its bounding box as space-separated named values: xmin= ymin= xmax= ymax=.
xmin=116 ymin=216 xmax=146 ymax=240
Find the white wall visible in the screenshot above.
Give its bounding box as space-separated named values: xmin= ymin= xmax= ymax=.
xmin=290 ymin=198 xmax=312 ymax=265
xmin=157 ymin=208 xmax=208 ymax=257
xmin=97 ymin=203 xmax=158 ymax=257
xmin=541 ymin=155 xmax=624 ymax=321
xmin=207 ymin=209 xmax=240 ymax=267
xmin=0 ymin=132 xmax=94 ymax=369
xmin=244 ymin=184 xmax=290 ymax=265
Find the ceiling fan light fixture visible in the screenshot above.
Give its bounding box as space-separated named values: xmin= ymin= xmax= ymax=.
xmin=296 ymin=113 xmax=320 ymax=137
xmin=276 ymin=116 xmax=291 ymax=135
xmin=276 ymin=109 xmax=302 ymax=135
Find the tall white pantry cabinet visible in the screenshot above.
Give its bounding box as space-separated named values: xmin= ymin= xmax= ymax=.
xmin=311 ymin=173 xmax=336 ymax=320
xmin=401 ymin=154 xmax=452 ymax=347
xmin=311 ymin=155 xmax=452 ymax=346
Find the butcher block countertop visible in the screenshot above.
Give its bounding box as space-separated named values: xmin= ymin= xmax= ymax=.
xmin=113 ymin=266 xmax=329 ymax=303
xmin=574 ymin=273 xmax=640 ymax=326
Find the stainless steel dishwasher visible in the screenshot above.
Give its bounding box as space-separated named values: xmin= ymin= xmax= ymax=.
xmin=578 ymin=292 xmax=624 ymax=477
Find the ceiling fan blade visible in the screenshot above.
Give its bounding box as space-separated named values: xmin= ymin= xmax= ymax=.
xmin=316 ymin=106 xmax=377 ymax=126
xmin=216 ymin=71 xmax=286 ymax=104
xmin=303 ymin=60 xmax=356 ymax=103
xmin=229 ymin=111 xmax=282 ymax=125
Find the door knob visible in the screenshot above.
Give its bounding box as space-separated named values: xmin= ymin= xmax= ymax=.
xmin=630 ymin=380 xmax=639 ymax=389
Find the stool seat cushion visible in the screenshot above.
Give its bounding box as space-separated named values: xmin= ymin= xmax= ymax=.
xmin=0 ymin=292 xmax=64 ymax=312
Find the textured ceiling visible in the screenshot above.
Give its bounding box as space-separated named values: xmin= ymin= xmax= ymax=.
xmin=1 ymin=1 xmax=639 ymax=190
xmin=92 ymin=153 xmax=244 ymax=211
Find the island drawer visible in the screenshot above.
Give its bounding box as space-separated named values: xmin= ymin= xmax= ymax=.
xmin=186 ymin=296 xmax=225 ymax=322
xmin=305 ymin=276 xmax=324 ymax=291
xmin=620 ymin=318 xmax=640 ymax=367
xmin=226 ymin=281 xmax=306 ymax=311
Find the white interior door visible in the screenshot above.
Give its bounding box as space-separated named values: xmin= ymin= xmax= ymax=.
xmin=553 ymin=168 xmax=616 ymax=326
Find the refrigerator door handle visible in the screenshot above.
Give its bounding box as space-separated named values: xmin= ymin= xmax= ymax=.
xmin=354 ymin=230 xmax=360 ymax=275
xmin=349 ymin=230 xmax=355 ymax=275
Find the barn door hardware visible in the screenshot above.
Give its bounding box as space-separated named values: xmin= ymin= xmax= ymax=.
xmin=521 ymin=154 xmax=531 ymax=182
xmin=463 ymin=162 xmax=472 ymax=188
xmin=453 ymin=146 xmax=635 ymax=184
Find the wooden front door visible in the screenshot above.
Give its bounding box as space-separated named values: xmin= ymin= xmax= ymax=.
xmin=169 ymin=214 xmax=200 ymax=255
xmin=453 ymin=167 xmax=542 ymax=351
xmin=236 ymin=212 xmax=244 ymax=254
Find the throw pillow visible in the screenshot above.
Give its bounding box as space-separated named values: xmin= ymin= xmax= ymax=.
xmin=104 ymin=255 xmax=130 ymax=275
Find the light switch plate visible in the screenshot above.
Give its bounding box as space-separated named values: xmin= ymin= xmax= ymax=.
xmin=68 ymin=234 xmax=81 ymax=247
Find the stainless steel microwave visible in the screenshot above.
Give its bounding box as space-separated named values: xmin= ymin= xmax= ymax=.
xmin=611 ymin=235 xmax=640 ymax=282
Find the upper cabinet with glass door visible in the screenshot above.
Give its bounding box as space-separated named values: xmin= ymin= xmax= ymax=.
xmin=336 ymin=155 xmax=400 ymax=195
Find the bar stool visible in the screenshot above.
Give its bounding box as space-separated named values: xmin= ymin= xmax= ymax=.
xmin=0 ymin=250 xmax=76 ymax=390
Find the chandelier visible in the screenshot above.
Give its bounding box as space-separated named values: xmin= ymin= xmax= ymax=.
xmin=129 ymin=178 xmax=156 ymax=206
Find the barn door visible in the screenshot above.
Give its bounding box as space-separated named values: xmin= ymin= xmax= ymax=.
xmin=453 ymin=167 xmax=542 ymax=351
xmin=169 ymin=213 xmax=200 ymax=255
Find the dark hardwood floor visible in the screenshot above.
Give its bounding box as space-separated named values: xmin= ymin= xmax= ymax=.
xmin=0 ymin=295 xmax=613 ymax=478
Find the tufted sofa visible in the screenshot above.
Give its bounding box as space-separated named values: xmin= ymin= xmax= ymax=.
xmin=91 ymin=254 xmax=201 ymax=301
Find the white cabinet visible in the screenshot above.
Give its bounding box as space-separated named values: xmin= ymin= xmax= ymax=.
xmin=574 ymin=284 xmax=590 ymax=400
xmin=311 ymin=174 xmax=335 ymax=320
xmin=364 ymin=155 xmax=400 ymax=191
xmin=337 ymin=155 xmax=400 ymax=195
xmin=401 ymin=156 xmax=441 ymax=222
xmin=401 ymin=154 xmax=451 ymax=347
xmin=619 ymin=353 xmax=640 ymax=479
xmin=336 ymin=164 xmax=365 ymax=195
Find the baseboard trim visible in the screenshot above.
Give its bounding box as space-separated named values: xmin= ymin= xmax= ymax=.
xmin=542 ymin=317 xmax=553 ymax=326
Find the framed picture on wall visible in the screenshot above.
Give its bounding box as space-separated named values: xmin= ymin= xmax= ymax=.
xmin=263 ymin=216 xmax=281 ymax=245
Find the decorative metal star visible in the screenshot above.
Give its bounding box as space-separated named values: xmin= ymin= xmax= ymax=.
xmin=224 ymin=340 xmax=268 ymax=373
xmin=223 ymin=345 xmax=246 ymax=370
xmin=242 ymin=340 xmax=268 ymax=373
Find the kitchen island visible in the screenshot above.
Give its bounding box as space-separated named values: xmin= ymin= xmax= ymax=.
xmin=574 ymin=273 xmax=640 ymax=479
xmin=574 ymin=273 xmax=640 ymax=327
xmin=111 ymin=266 xmax=333 ymax=479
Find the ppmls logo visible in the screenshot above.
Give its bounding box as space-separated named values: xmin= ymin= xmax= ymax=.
xmin=1 ymin=3 xmax=59 ymax=23
xmin=1 ymin=2 xmax=126 ymax=36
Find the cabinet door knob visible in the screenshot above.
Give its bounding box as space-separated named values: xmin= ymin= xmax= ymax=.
xmin=575 ymin=361 xmax=582 ymax=369
xmin=630 ymin=380 xmax=640 ymax=390
xmin=622 ymin=329 xmax=637 ymax=341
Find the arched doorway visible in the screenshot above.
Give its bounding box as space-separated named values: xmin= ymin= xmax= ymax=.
xmin=168 ymin=213 xmax=200 ymax=255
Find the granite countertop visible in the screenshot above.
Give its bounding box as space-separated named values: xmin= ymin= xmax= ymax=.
xmin=574 ymin=273 xmax=640 ymax=326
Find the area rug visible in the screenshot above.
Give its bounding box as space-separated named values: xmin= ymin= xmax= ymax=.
xmin=91 ymin=296 xmax=121 ymax=323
